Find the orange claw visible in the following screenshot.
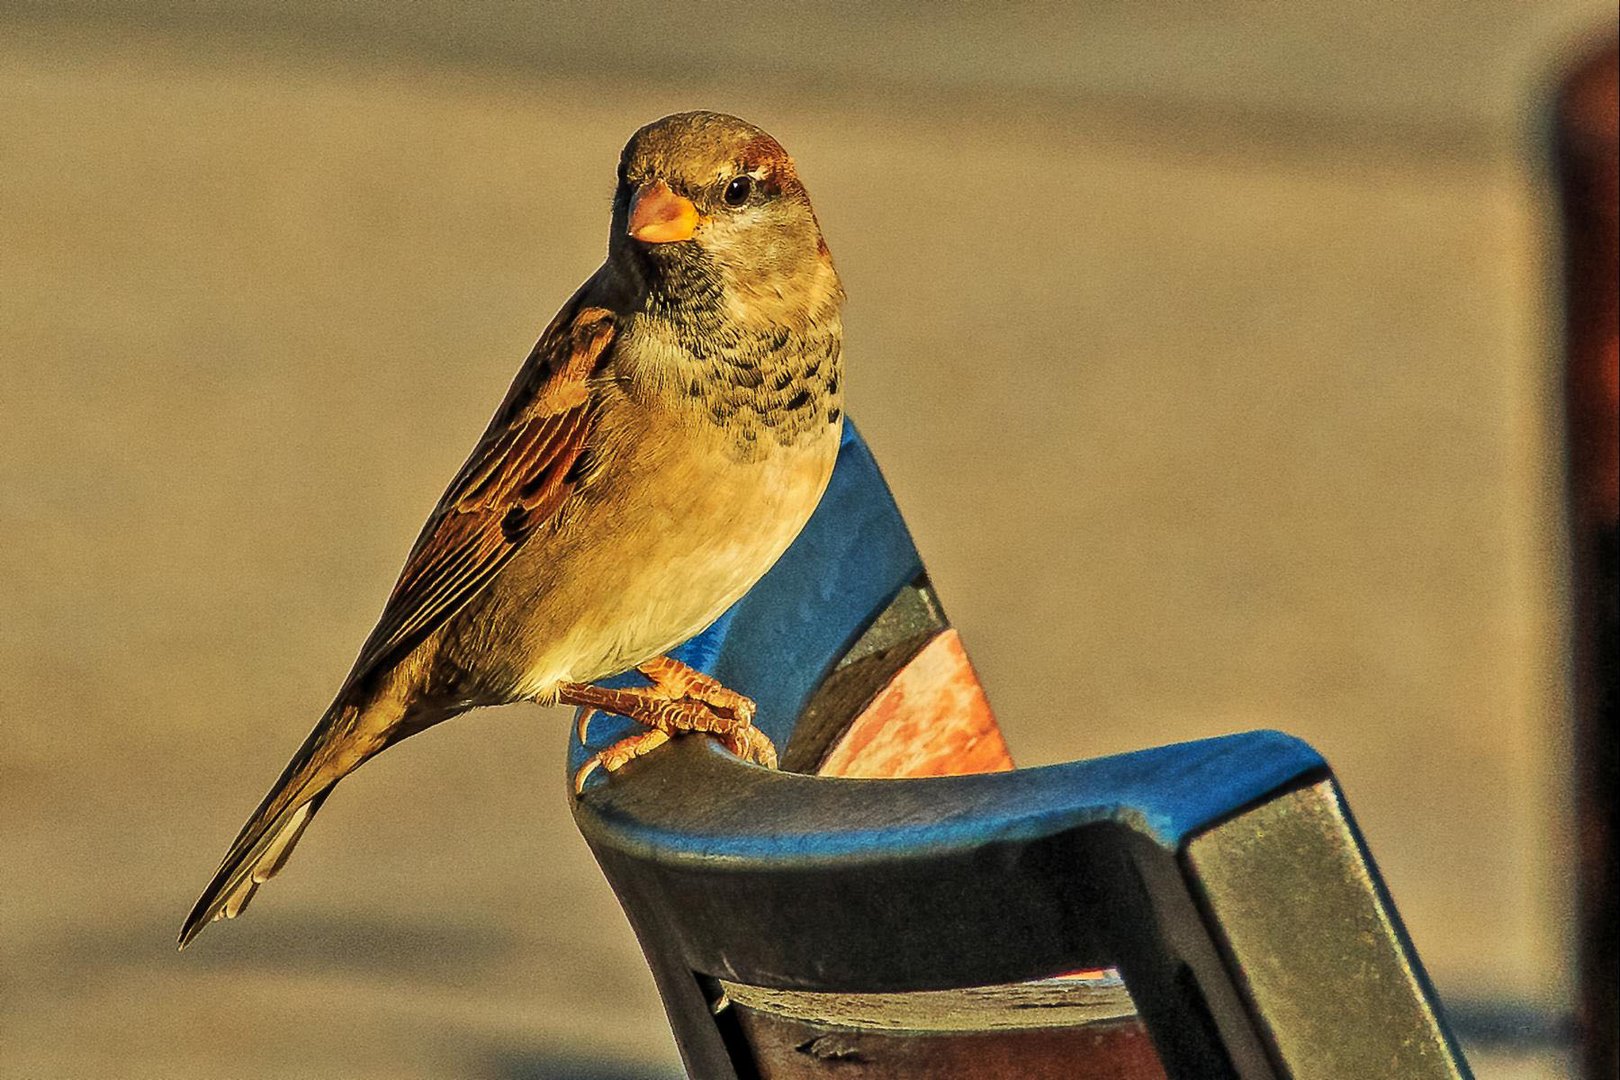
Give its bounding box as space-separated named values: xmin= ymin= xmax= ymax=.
xmin=562 ymin=657 xmax=775 ymax=796
xmin=573 ymin=728 xmax=673 ymax=794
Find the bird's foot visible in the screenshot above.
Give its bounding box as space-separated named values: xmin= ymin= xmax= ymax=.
xmin=572 ymin=728 xmax=671 ymax=793
xmin=635 ymin=656 xmax=773 ymax=768
xmin=636 ymin=655 xmax=757 ymax=727
xmin=561 ymin=662 xmax=775 ymax=793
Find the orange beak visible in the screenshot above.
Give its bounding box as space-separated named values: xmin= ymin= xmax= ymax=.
xmin=628 ymin=181 xmax=699 ymax=244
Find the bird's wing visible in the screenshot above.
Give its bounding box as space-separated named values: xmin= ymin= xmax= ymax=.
xmin=343 ymin=301 xmax=617 ymax=688
xmin=180 ymin=299 xmax=618 ymax=949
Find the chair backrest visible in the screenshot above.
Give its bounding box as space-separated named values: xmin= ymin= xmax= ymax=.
xmin=571 ymin=423 xmax=1472 ymax=1079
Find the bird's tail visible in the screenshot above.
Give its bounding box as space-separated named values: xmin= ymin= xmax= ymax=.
xmin=178 ymin=700 xmax=375 ymax=949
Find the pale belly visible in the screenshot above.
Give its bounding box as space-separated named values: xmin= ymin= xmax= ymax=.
xmin=435 ymin=408 xmax=841 ymax=704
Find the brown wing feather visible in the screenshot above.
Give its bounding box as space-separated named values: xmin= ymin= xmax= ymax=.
xmin=178 ymin=300 xmax=618 ymax=949
xmin=343 ymin=302 xmax=617 ymax=686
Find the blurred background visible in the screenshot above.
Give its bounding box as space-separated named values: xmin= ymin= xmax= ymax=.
xmin=2 ymin=3 xmax=1614 ymax=1077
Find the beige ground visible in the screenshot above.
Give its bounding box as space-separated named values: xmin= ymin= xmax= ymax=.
xmin=1 ymin=6 xmax=1613 ymax=1077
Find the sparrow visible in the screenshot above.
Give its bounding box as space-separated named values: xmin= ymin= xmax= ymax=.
xmin=180 ymin=111 xmax=845 ymax=948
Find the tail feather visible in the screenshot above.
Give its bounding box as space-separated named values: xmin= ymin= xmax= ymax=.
xmin=179 ymin=703 xmax=364 ymax=949
xmin=201 ymin=793 xmax=327 ymax=931
xmin=256 ymin=797 xmax=320 ymax=882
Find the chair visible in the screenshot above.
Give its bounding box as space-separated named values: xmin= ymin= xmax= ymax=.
xmin=570 ymin=423 xmax=1472 ymax=1079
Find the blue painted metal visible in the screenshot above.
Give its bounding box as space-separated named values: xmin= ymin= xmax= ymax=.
xmin=586 ymin=729 xmax=1323 ymax=863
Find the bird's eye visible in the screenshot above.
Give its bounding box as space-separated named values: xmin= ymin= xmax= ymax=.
xmin=723 ymin=175 xmax=754 ymax=206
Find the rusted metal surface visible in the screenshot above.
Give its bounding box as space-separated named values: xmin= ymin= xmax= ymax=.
xmin=817 ymin=629 xmax=1013 ymax=778
xmin=734 ymin=1007 xmax=1166 ymax=1080
xmin=719 ymin=973 xmax=1138 ymax=1031
xmin=722 ymin=970 xmax=1161 ymax=1076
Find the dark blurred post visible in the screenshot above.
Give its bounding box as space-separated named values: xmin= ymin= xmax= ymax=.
xmin=1554 ymin=39 xmax=1619 ymax=1080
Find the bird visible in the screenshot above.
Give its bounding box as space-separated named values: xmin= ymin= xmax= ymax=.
xmin=179 ymin=111 xmax=845 ymax=949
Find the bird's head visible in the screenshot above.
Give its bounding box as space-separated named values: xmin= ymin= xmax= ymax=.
xmin=610 ymin=112 xmax=841 ymax=327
